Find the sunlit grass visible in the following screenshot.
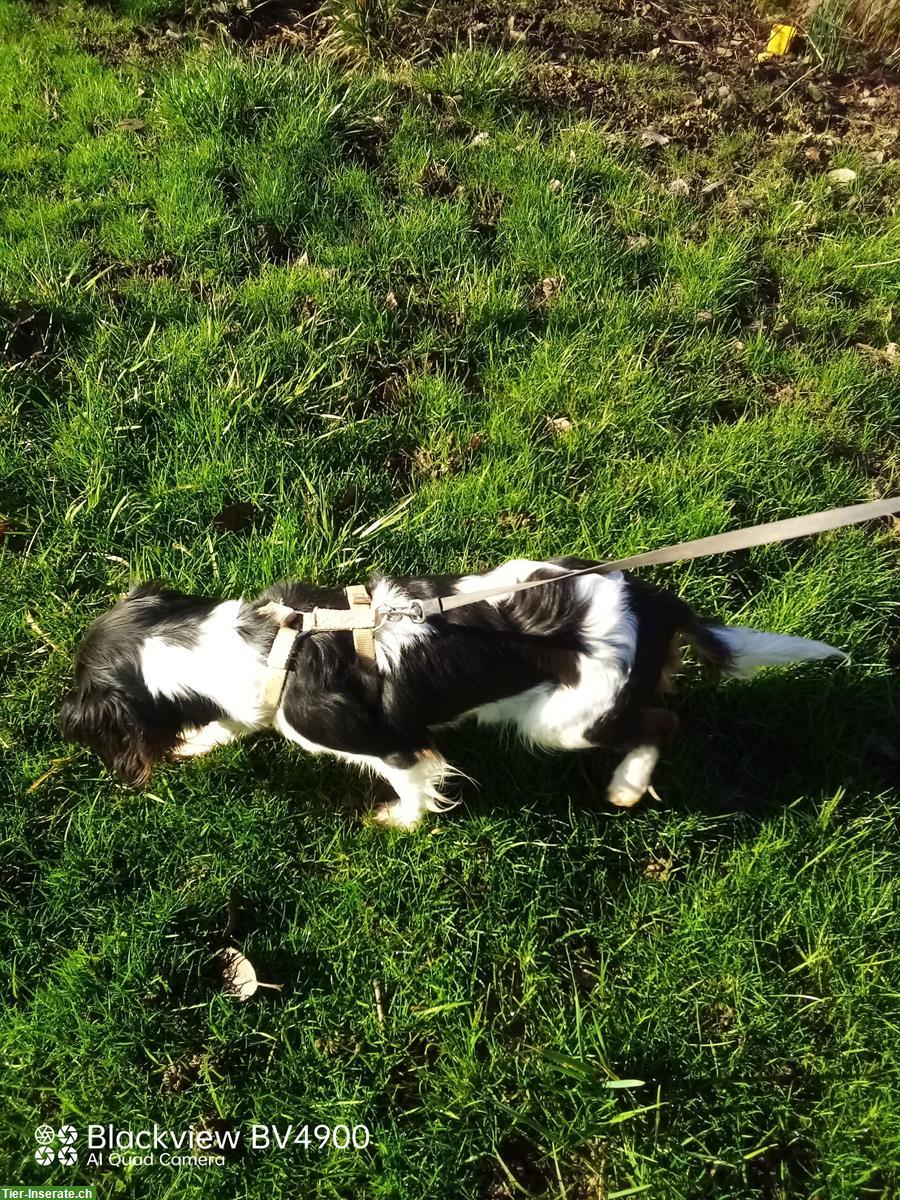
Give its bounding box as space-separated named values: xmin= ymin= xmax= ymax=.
xmin=1 ymin=1 xmax=899 ymax=1197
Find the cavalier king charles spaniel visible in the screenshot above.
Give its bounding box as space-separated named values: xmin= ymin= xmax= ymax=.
xmin=60 ymin=559 xmax=845 ymax=828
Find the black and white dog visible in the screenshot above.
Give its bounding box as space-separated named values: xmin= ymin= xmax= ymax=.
xmin=59 ymin=559 xmax=845 ymax=828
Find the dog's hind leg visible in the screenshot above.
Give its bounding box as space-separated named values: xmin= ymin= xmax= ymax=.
xmin=590 ymin=708 xmax=679 ymax=809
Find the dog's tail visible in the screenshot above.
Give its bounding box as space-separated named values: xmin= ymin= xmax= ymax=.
xmin=686 ymin=619 xmax=847 ymax=679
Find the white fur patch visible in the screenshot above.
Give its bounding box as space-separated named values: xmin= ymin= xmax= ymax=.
xmin=170 ymin=719 xmax=245 ymax=759
xmin=140 ymin=601 xmax=269 ymax=726
xmin=274 ymin=711 xmax=454 ymax=828
xmin=369 ymin=579 xmax=434 ymax=672
xmin=462 ymin=563 xmax=637 ymax=749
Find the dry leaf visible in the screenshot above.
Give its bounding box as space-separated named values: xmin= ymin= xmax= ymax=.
xmin=700 ymin=179 xmax=725 ymax=195
xmin=539 ymin=276 xmax=563 ymax=299
xmin=641 ymin=127 xmax=670 ymax=149
xmin=856 ymin=341 xmax=898 ymax=365
xmin=668 ymin=177 xmax=690 ymax=196
xmin=548 ymin=178 xmax=563 ymax=193
xmin=384 ymin=290 xmax=398 ymax=311
xmin=506 ymin=13 xmax=526 ymax=42
xmin=25 ymin=612 xmax=60 ymax=653
xmin=27 ymin=757 xmax=74 ymax=793
xmin=626 ymin=235 xmax=650 ymax=251
xmin=471 ymin=131 xmax=490 ymax=147
xmin=547 ymin=415 xmax=573 ymax=436
xmin=827 ymin=167 xmax=857 ymax=185
xmin=220 ymin=947 xmax=283 ymax=1001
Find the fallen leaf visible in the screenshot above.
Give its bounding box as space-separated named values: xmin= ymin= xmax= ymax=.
xmin=641 ymin=127 xmax=670 ymax=148
xmin=668 ymin=177 xmax=690 ymax=196
xmin=827 ymin=167 xmax=857 ymax=185
xmin=547 ymin=415 xmax=573 ymax=435
xmin=700 ymin=179 xmax=725 ymax=195
xmin=471 ymin=131 xmax=490 ymax=146
xmin=220 ymin=947 xmax=283 ymax=1001
xmin=626 ymin=235 xmax=650 ymax=251
xmin=757 ymin=21 xmax=799 ymax=60
xmin=212 ymin=501 xmax=256 ymax=535
xmin=548 ymin=178 xmax=563 ymax=193
xmin=384 ymin=290 xmax=398 ymax=311
xmin=506 ymin=13 xmax=526 ymax=42
xmin=539 ymin=275 xmax=563 ymax=299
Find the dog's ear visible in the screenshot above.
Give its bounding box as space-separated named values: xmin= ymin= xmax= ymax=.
xmin=59 ymin=685 xmax=158 ymax=788
xmin=126 ymin=580 xmax=166 ymax=601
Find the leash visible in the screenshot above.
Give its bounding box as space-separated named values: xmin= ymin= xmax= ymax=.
xmin=260 ymin=495 xmax=900 ymax=708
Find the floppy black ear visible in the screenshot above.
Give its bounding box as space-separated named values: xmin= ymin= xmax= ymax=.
xmin=59 ymin=685 xmax=158 ymax=788
xmin=127 ymin=580 xmax=166 ymax=601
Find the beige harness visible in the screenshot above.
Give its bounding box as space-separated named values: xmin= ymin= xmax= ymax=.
xmin=261 ymin=586 xmax=377 ymax=712
xmin=260 ymin=495 xmax=900 ymax=714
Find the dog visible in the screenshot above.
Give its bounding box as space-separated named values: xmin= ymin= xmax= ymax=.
xmin=59 ymin=558 xmax=846 ymax=828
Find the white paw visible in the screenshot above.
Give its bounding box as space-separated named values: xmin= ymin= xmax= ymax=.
xmin=171 ymin=722 xmax=235 ymax=760
xmin=373 ymin=803 xmax=422 ymax=831
xmin=606 ymin=782 xmax=647 ymax=808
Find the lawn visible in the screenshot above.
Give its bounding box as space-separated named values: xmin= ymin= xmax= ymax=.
xmin=1 ymin=0 xmax=899 ymax=1196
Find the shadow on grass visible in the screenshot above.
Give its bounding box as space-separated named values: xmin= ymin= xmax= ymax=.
xmin=237 ymin=665 xmax=897 ymax=838
xmin=454 ymin=667 xmax=897 ymax=823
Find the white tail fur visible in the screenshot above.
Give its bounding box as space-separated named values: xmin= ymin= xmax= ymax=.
xmin=713 ymin=626 xmax=848 ymax=678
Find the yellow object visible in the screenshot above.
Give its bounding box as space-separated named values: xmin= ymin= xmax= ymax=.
xmin=757 ymin=21 xmax=800 ymax=60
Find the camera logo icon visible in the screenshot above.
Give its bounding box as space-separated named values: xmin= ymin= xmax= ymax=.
xmin=34 ymin=1122 xmax=79 ymax=1166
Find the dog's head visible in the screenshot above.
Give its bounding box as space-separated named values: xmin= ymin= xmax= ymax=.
xmin=59 ymin=583 xmax=207 ymax=787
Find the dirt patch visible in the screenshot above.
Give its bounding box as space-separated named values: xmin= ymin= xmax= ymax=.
xmin=0 ymin=303 xmax=75 ymax=373
xmin=483 ymin=1134 xmax=551 ymax=1198
xmin=745 ymin=1137 xmax=816 ymax=1200
xmin=426 ymin=0 xmax=900 ymax=154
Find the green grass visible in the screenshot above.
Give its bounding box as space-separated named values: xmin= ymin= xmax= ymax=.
xmin=2 ymin=1 xmax=899 ymax=1196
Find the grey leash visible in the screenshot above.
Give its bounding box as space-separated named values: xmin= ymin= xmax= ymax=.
xmin=405 ymin=495 xmax=900 ymax=621
xmin=261 ymin=495 xmax=900 ymax=697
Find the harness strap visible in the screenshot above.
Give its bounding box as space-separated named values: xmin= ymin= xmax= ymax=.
xmin=260 ymin=587 xmax=378 ymax=714
xmin=345 ymin=583 xmax=376 ymax=663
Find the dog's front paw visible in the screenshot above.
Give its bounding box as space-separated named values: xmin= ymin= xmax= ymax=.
xmin=171 ymin=721 xmax=238 ymax=760
xmin=373 ymin=802 xmax=422 ymax=831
